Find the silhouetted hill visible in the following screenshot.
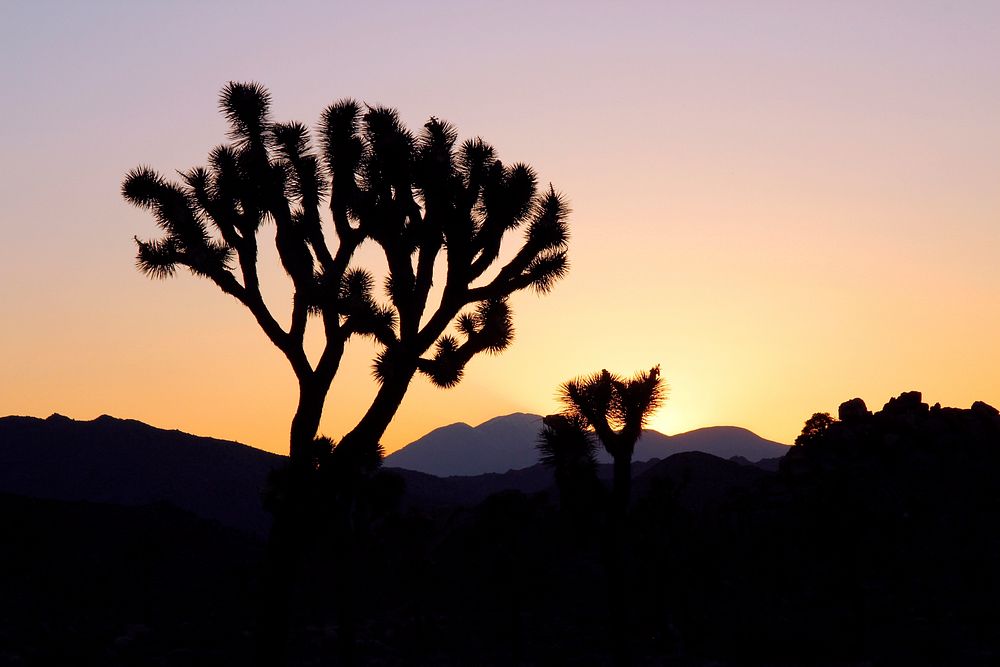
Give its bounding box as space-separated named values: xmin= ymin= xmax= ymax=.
xmin=633 ymin=451 xmax=771 ymax=512
xmin=386 ymin=464 xmax=554 ymax=509
xmin=0 ymin=414 xmax=282 ymax=535
xmin=387 ymin=453 xmax=761 ymax=511
xmin=729 ymin=454 xmax=782 ymax=472
xmin=637 ymin=426 xmax=786 ymax=463
xmin=385 ymin=413 xmax=788 ymax=475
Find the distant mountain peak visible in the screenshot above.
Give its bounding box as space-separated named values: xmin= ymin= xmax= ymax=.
xmin=682 ymin=425 xmax=753 ymax=434
xmin=480 ymin=412 xmax=541 ymax=424
xmin=385 ymin=413 xmax=788 ymax=477
xmin=93 ymin=414 xmax=121 ymax=424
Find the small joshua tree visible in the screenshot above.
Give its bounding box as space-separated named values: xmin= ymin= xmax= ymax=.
xmin=557 ymin=366 xmax=664 ymax=518
xmin=538 ymin=413 xmax=602 ymax=523
xmin=546 ymin=365 xmax=664 ymax=663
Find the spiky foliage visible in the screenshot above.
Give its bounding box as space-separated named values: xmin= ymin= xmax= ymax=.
xmin=538 ymin=413 xmax=596 ymax=471
xmin=123 ymin=82 xmax=571 ymax=464
xmin=538 ymin=414 xmax=605 ymax=527
xmin=558 ymin=366 xmax=665 ymax=460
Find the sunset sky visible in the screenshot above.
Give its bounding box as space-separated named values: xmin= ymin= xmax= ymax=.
xmin=2 ymin=1 xmax=998 ymax=456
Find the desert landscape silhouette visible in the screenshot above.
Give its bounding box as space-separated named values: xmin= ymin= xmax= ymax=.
xmin=3 ymin=3 xmax=999 ymax=665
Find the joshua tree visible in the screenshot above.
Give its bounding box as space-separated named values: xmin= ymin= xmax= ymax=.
xmin=122 ymin=82 xmax=570 ymax=664
xmin=537 ymin=413 xmax=601 ymax=524
xmin=557 ymin=366 xmax=664 ymax=519
xmin=123 ymin=82 xmax=569 ymax=472
xmin=549 ymin=365 xmax=664 ymax=664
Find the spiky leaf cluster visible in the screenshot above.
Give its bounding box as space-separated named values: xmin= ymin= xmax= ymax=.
xmin=538 ymin=413 xmax=597 ymax=471
xmin=416 ymin=299 xmax=513 ymax=388
xmin=123 ymin=82 xmax=571 ymax=409
xmin=123 ymin=167 xmax=233 ymax=279
xmin=558 ymin=366 xmax=665 ymax=458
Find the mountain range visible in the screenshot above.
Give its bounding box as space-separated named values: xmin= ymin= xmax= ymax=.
xmin=0 ymin=413 xmax=283 ymax=535
xmin=384 ymin=412 xmax=788 ymax=476
xmin=0 ymin=412 xmax=787 ymax=534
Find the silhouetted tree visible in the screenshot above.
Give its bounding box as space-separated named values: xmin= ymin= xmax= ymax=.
xmin=538 ymin=413 xmax=601 ymax=526
xmin=794 ymin=412 xmax=836 ymax=446
xmin=550 ymin=365 xmax=665 ymax=664
xmin=558 ymin=366 xmax=664 ymax=519
xmin=122 ymin=82 xmax=570 ymax=665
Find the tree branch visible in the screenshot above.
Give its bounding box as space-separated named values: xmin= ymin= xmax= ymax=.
xmin=465 ymin=243 xmax=538 ymax=303
xmin=229 ymin=238 xmax=313 ymax=380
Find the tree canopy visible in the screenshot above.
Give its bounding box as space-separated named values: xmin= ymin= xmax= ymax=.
xmin=122 ymin=82 xmax=571 ymax=463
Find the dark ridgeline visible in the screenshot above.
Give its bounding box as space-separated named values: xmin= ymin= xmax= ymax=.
xmin=121 ymin=82 xmax=570 ymax=664
xmin=1 ymin=391 xmax=999 ymax=663
xmin=0 ymin=413 xmax=281 ymax=535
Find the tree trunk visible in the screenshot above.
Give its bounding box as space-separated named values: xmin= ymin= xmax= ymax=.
xmin=255 ymin=363 xmax=416 ymax=666
xmin=607 ymin=451 xmax=633 ymax=666
xmin=324 ymin=364 xmax=417 ymax=665
xmin=255 ymin=381 xmax=327 ymax=667
xmin=338 ymin=364 xmax=417 ymax=454
xmin=611 ymin=451 xmax=632 ymax=525
xmin=289 ymin=379 xmax=326 ymax=465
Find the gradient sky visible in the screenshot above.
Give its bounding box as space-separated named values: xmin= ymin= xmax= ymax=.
xmin=2 ymin=1 xmax=998 ymax=455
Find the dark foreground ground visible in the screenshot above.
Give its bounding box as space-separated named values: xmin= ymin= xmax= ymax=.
xmin=2 ymin=393 xmax=998 ymax=665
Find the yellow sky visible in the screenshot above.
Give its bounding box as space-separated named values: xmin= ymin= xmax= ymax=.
xmin=2 ymin=2 xmax=998 ymax=455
